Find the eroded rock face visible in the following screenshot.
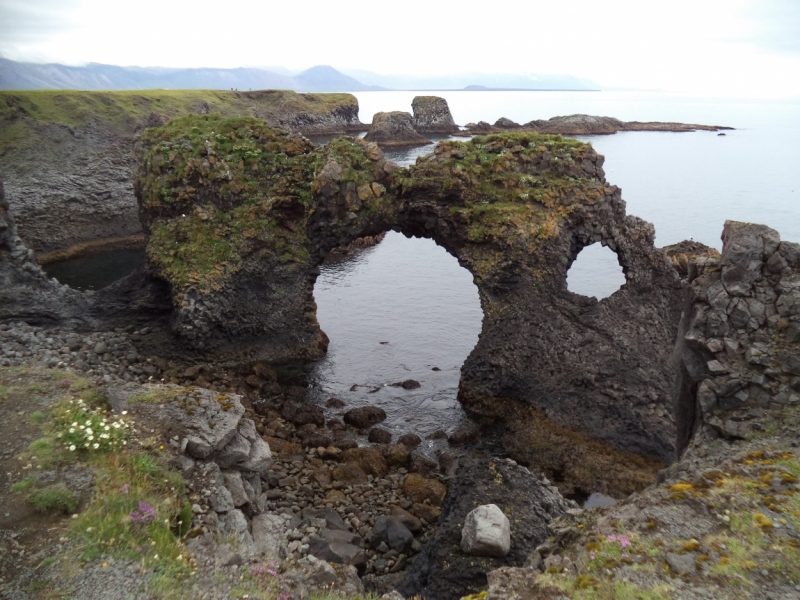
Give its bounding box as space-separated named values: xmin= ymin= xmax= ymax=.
xmin=672 ymin=221 xmax=800 ymax=455
xmin=133 ymin=118 xmax=684 ymax=462
xmin=0 ymin=180 xmax=88 ymax=323
xmin=411 ymin=96 xmax=459 ymax=134
xmin=364 ymin=111 xmax=433 ymax=147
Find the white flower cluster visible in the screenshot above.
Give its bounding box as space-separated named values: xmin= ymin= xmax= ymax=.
xmin=56 ymin=399 xmax=131 ymax=453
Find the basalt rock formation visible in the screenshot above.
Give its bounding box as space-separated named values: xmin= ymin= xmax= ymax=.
xmin=364 ymin=111 xmax=432 ymax=148
xmin=133 ymin=116 xmax=683 ymax=462
xmin=0 ymin=90 xmax=366 ymax=255
xmin=411 ymin=96 xmax=459 ymax=134
xmin=458 ymin=113 xmax=733 ymax=136
xmin=672 ymin=221 xmax=800 ymax=455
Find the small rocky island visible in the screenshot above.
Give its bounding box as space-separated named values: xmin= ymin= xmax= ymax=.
xmin=459 ymin=113 xmax=734 ymax=136
xmin=364 ymin=111 xmax=433 ymax=147
xmin=1 ymin=94 xmax=794 ymax=600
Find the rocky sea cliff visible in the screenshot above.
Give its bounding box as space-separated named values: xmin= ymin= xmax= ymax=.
xmin=0 ymin=101 xmax=796 ymax=600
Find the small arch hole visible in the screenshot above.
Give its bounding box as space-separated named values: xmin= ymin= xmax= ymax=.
xmin=566 ymin=242 xmax=626 ymax=299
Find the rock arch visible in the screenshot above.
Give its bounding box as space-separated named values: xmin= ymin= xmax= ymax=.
xmin=133 ymin=115 xmax=683 ymax=461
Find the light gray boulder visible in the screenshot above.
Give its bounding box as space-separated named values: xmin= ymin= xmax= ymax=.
xmin=251 ymin=513 xmax=288 ymax=558
xmin=460 ymin=504 xmax=511 ymax=557
xmin=223 ymin=471 xmax=248 ymax=507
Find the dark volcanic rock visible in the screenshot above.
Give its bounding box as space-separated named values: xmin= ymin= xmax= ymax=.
xmin=364 ymin=111 xmax=433 ymax=147
xmin=672 ymin=221 xmax=800 ymax=454
xmin=411 ymin=96 xmax=459 ymax=134
xmin=308 ymin=532 xmax=367 ymax=573
xmin=343 ymin=406 xmax=387 ymax=429
xmin=397 ymin=458 xmax=575 ymax=600
xmin=368 ymin=515 xmax=414 ymax=553
xmin=326 ymin=397 xmax=346 ymax=408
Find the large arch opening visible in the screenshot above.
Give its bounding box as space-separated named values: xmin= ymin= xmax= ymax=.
xmin=310 ymin=231 xmax=484 ymax=438
xmin=566 ymin=242 xmax=626 ymax=299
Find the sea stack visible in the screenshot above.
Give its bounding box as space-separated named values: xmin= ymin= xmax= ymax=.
xmin=411 ymin=96 xmax=459 ymax=134
xmin=364 ymin=111 xmax=432 ymax=147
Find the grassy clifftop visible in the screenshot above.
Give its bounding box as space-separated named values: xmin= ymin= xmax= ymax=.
xmin=1 ymin=89 xmax=358 ymax=127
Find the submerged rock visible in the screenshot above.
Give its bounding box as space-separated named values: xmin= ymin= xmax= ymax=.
xmin=411 ymin=96 xmax=459 ymax=134
xmin=364 ymin=111 xmax=433 ymax=147
xmin=344 ymin=406 xmax=387 ymax=429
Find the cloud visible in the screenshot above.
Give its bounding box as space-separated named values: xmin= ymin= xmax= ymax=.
xmin=0 ymin=0 xmax=798 ymax=95
xmin=0 ymin=0 xmax=81 ymax=45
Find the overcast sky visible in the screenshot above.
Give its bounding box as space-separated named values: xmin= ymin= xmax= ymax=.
xmin=1 ymin=0 xmax=799 ymax=96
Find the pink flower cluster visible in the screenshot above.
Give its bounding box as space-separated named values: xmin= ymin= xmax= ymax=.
xmin=606 ymin=534 xmax=631 ymax=550
xmin=249 ymin=563 xmax=289 ymax=599
xmin=130 ymin=501 xmax=156 ymax=525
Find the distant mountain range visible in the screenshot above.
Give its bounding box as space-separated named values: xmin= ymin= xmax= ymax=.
xmin=0 ymin=60 xmax=383 ymax=92
xmin=0 ymin=58 xmax=598 ymax=92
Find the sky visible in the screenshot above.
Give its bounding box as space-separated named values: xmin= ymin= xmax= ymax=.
xmin=1 ymin=0 xmax=799 ymax=96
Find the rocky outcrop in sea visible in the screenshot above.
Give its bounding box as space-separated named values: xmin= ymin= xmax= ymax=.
xmin=364 ymin=111 xmax=433 ymax=147
xmin=458 ymin=113 xmax=734 ymax=136
xmin=411 ymin=96 xmax=459 ymax=134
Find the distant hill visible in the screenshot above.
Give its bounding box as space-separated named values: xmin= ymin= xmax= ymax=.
xmin=293 ymin=65 xmax=382 ymax=92
xmin=0 ymin=59 xmax=382 ymax=92
xmin=340 ymin=69 xmax=599 ymax=91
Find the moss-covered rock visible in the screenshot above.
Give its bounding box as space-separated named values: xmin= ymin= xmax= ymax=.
xmin=135 ymin=119 xmax=683 ymax=463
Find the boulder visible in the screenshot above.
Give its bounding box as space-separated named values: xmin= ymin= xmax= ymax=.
xmin=308 ymin=533 xmax=367 ymax=573
xmin=332 ymin=462 xmax=368 ymax=484
xmin=368 ymin=515 xmax=414 ymax=553
xmin=389 ymin=504 xmax=423 ymax=533
xmin=251 ymin=513 xmax=287 ymax=558
xmin=460 ymin=504 xmax=511 ymax=557
xmin=382 ymin=443 xmax=411 ymax=467
xmin=368 ymin=427 xmax=393 ymax=444
xmin=365 ymin=111 xmax=432 ymax=148
xmin=402 ymin=473 xmax=446 ymax=507
xmin=339 ymin=447 xmax=389 ymax=478
xmin=397 ymin=433 xmax=422 ymax=449
xmin=343 ymin=406 xmax=387 ymax=429
xmin=411 ymin=96 xmax=459 ymax=134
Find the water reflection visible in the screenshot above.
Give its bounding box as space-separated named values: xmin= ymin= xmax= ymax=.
xmin=42 ymin=250 xmax=145 ymax=291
